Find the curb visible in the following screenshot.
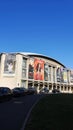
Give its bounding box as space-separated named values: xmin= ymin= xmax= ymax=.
xmin=20 ymin=95 xmax=45 ymax=130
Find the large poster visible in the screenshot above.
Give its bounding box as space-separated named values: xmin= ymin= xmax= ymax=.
xmin=56 ymin=67 xmax=61 ymax=82
xmin=44 ymin=63 xmax=48 ymax=81
xmin=60 ymin=67 xmax=64 ymax=82
xmin=34 ymin=58 xmax=44 ymax=80
xmin=4 ymin=54 xmax=16 ymax=74
xmin=28 ymin=58 xmax=34 ymax=79
xmin=62 ymin=69 xmax=68 ymax=83
xmin=70 ymin=70 xmax=73 ymax=83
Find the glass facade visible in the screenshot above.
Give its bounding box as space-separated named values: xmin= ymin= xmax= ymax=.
xmin=21 ymin=80 xmax=26 ymax=87
xmin=0 ymin=52 xmax=73 ymax=94
xmin=53 ymin=67 xmax=55 ymax=82
xmin=49 ymin=66 xmax=51 ymax=81
xmin=22 ymin=58 xmax=27 ymax=78
xmin=27 ymin=58 xmax=70 ymax=83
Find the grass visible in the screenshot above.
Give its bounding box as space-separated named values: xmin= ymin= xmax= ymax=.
xmin=25 ymin=94 xmax=73 ymax=130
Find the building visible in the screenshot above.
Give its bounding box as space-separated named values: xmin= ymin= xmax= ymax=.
xmin=0 ymin=52 xmax=73 ymax=93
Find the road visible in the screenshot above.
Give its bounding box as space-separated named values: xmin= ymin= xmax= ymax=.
xmin=0 ymin=94 xmax=44 ymax=130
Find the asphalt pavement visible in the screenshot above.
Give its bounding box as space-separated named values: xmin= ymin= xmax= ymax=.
xmin=0 ymin=94 xmax=44 ymax=130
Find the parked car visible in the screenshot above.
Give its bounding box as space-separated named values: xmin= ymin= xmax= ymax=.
xmin=12 ymin=87 xmax=28 ymax=97
xmin=0 ymin=87 xmax=12 ymax=102
xmin=39 ymin=87 xmax=49 ymax=94
xmin=19 ymin=87 xmax=28 ymax=95
xmin=52 ymin=89 xmax=60 ymax=93
xmin=27 ymin=87 xmax=37 ymax=95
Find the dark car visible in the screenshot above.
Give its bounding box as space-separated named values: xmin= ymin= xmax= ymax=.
xmin=39 ymin=87 xmax=49 ymax=94
xmin=19 ymin=87 xmax=28 ymax=95
xmin=0 ymin=87 xmax=12 ymax=102
xmin=52 ymin=89 xmax=60 ymax=93
xmin=27 ymin=87 xmax=37 ymax=95
xmin=12 ymin=87 xmax=28 ymax=97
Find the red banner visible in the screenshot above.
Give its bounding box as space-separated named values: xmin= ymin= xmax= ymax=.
xmin=34 ymin=58 xmax=44 ymax=80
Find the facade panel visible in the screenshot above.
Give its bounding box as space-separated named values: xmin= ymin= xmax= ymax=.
xmin=0 ymin=52 xmax=73 ymax=93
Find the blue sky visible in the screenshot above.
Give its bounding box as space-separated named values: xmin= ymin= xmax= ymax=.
xmin=0 ymin=0 xmax=73 ymax=69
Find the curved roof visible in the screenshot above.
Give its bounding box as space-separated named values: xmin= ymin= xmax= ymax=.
xmin=18 ymin=52 xmax=66 ymax=67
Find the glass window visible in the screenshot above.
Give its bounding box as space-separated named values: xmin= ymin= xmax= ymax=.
xmin=53 ymin=67 xmax=55 ymax=82
xmin=21 ymin=80 xmax=26 ymax=87
xmin=22 ymin=69 xmax=26 ymax=78
xmin=48 ymin=66 xmax=51 ymax=81
xmin=22 ymin=58 xmax=27 ymax=78
xmin=22 ymin=58 xmax=27 ymax=68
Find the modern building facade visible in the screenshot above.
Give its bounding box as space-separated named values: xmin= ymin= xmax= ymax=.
xmin=0 ymin=52 xmax=73 ymax=93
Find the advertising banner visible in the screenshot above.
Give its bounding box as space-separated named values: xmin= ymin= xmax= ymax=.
xmin=34 ymin=58 xmax=44 ymax=80
xmin=4 ymin=54 xmax=16 ymax=74
xmin=28 ymin=58 xmax=34 ymax=79
xmin=62 ymin=69 xmax=68 ymax=83
xmin=70 ymin=70 xmax=73 ymax=83
xmin=44 ymin=63 xmax=48 ymax=81
xmin=56 ymin=67 xmax=61 ymax=82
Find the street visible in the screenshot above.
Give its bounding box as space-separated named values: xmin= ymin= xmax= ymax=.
xmin=0 ymin=94 xmax=43 ymax=130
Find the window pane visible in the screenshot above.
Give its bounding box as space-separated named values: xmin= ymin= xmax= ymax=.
xmin=22 ymin=69 xmax=26 ymax=78
xmin=22 ymin=58 xmax=27 ymax=68
xmin=22 ymin=58 xmax=27 ymax=78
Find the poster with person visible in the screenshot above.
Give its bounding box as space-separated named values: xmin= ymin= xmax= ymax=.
xmin=4 ymin=54 xmax=16 ymax=74
xmin=28 ymin=58 xmax=34 ymax=79
xmin=34 ymin=58 xmax=44 ymax=80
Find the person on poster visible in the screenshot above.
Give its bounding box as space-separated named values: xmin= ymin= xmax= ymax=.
xmin=7 ymin=61 xmax=14 ymax=73
xmin=35 ymin=63 xmax=44 ymax=80
xmin=29 ymin=60 xmax=34 ymax=72
xmin=28 ymin=59 xmax=34 ymax=79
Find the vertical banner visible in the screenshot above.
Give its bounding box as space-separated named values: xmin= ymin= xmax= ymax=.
xmin=70 ymin=70 xmax=73 ymax=83
xmin=56 ymin=67 xmax=61 ymax=82
xmin=34 ymin=58 xmax=44 ymax=80
xmin=4 ymin=54 xmax=16 ymax=74
xmin=44 ymin=63 xmax=48 ymax=81
xmin=28 ymin=58 xmax=34 ymax=79
xmin=62 ymin=69 xmax=68 ymax=83
xmin=60 ymin=67 xmax=64 ymax=82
